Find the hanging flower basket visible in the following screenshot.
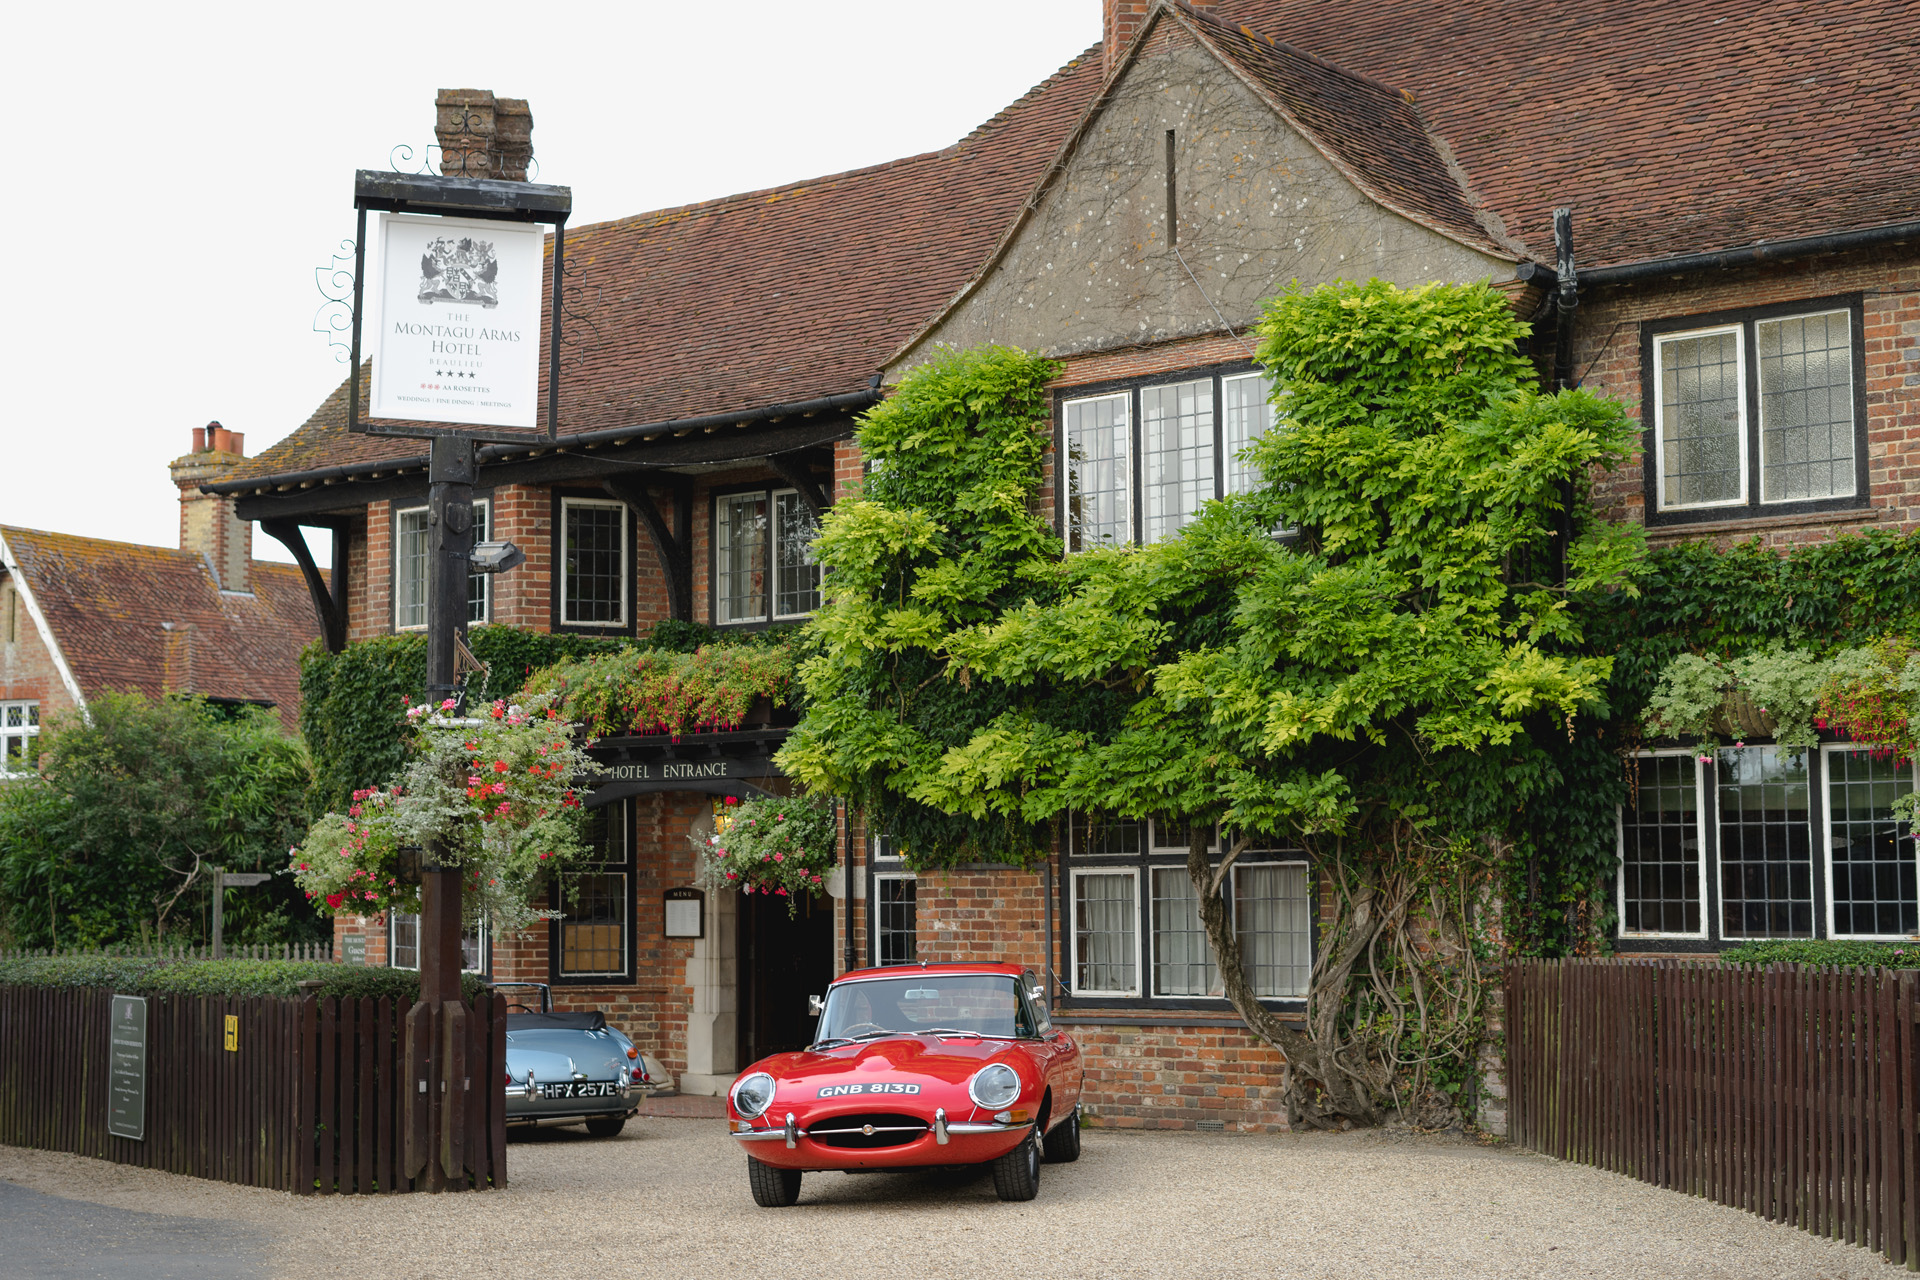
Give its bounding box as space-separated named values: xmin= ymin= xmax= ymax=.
xmin=1709 ymin=690 xmax=1776 ymax=740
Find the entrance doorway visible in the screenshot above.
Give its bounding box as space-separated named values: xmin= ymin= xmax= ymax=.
xmin=738 ymin=888 xmax=834 ymax=1063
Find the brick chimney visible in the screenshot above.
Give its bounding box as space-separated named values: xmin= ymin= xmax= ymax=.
xmin=1105 ymin=1 xmax=1216 ymax=78
xmin=435 ymin=89 xmax=534 ymax=180
xmin=169 ymin=422 xmax=251 ymax=594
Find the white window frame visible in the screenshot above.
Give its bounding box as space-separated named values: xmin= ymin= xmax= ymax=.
xmin=771 ymin=489 xmax=821 ymax=620
xmin=0 ymin=699 xmax=40 ymax=777
xmin=559 ymin=496 xmax=629 ymax=628
xmin=1148 ymin=863 xmax=1220 ymax=999
xmin=1755 ymin=308 xmax=1858 ymax=505
xmin=1068 ymin=866 xmax=1141 ymax=998
xmin=1063 ymin=392 xmax=1132 ymax=551
xmin=1140 ymin=377 xmax=1215 ymax=544
xmin=1616 ymin=748 xmax=1711 ymax=941
xmin=393 ymin=498 xmax=491 ymax=631
xmin=1821 ymin=742 xmax=1920 ymax=942
xmin=1231 ymin=858 xmax=1313 ymax=999
xmin=388 ymin=913 xmax=489 ymax=973
xmin=872 ymin=871 xmax=917 ymax=967
xmin=1652 ymin=322 xmax=1749 ymax=513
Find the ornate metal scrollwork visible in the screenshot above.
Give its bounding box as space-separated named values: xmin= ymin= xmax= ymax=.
xmin=558 ymin=250 xmax=601 ymax=378
xmin=312 ymin=238 xmax=357 ymax=363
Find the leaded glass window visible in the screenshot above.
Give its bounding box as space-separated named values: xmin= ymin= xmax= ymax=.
xmin=1827 ymin=748 xmax=1916 ymax=938
xmin=1072 ymin=870 xmax=1138 ymax=996
xmin=1235 ymin=863 xmax=1311 ymax=998
xmin=1065 ymin=393 xmax=1130 ymax=550
xmin=1150 ymin=866 xmax=1218 ymax=996
xmin=1717 ymin=746 xmax=1814 ymax=939
xmin=773 ymin=491 xmax=821 ymax=618
xmin=1221 ymin=372 xmax=1275 ymax=496
xmin=875 ymin=875 xmax=917 ymax=966
xmin=1656 ymin=327 xmax=1744 ymax=508
xmin=1141 ymin=379 xmax=1214 ymax=542
xmin=1620 ymin=754 xmax=1703 ymax=935
xmin=1759 ymin=311 xmax=1855 ymax=502
xmin=562 ymin=498 xmax=627 ymax=626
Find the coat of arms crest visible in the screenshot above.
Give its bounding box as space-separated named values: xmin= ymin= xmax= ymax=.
xmin=417 ymin=235 xmax=500 ymax=308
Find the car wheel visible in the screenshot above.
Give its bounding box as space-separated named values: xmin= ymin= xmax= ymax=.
xmin=1042 ymin=1106 xmax=1081 ymax=1163
xmin=584 ymin=1115 xmax=626 ymax=1139
xmin=990 ymin=1128 xmax=1042 ymax=1201
xmin=747 ymin=1155 xmax=802 ymax=1207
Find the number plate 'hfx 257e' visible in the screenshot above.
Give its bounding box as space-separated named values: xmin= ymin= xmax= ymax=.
xmin=816 ymin=1083 xmax=922 ymax=1098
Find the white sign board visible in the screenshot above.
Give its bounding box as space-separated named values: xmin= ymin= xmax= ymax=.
xmin=370 ymin=212 xmax=545 ymax=429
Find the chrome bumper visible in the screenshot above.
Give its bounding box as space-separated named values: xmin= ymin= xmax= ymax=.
xmin=730 ymin=1109 xmax=1032 ymax=1147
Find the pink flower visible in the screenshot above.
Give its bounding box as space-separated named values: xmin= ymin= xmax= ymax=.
xmin=772 ymin=852 xmax=784 ymax=863
xmin=440 ymin=698 xmax=457 ymax=711
xmin=492 ymin=781 xmax=507 ymax=795
xmin=468 ymin=775 xmax=483 ymax=786
xmin=495 ymin=801 xmax=511 ymax=816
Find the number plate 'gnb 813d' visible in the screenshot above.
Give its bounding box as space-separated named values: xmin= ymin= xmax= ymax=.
xmin=541 ymin=1082 xmax=619 ymax=1099
xmin=816 ymin=1082 xmax=922 ymax=1098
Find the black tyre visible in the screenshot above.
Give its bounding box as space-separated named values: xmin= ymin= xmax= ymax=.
xmin=1042 ymin=1106 xmax=1081 ymax=1163
xmin=990 ymin=1128 xmax=1042 ymax=1201
xmin=747 ymin=1155 xmax=802 ymax=1207
xmin=584 ymin=1114 xmax=626 ymax=1139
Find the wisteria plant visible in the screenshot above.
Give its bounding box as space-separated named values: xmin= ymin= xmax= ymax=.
xmin=699 ymin=794 xmax=836 ymax=917
xmin=291 ymin=694 xmax=597 ymax=934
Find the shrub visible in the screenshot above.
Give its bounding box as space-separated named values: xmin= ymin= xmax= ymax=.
xmin=1717 ymin=939 xmax=1920 ymax=970
xmin=0 ymin=954 xmax=490 ymax=1002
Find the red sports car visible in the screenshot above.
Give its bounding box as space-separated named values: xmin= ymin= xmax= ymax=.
xmin=727 ymin=962 xmax=1083 ymax=1205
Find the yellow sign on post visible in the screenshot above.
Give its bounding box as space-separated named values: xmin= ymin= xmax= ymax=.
xmin=223 ymin=1014 xmax=238 ymax=1052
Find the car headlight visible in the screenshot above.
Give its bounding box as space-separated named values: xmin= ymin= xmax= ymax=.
xmin=732 ymin=1071 xmax=776 ymax=1118
xmin=968 ymin=1063 xmax=1021 ymax=1111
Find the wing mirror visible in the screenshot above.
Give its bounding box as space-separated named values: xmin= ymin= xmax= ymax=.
xmin=807 ymin=994 xmax=824 ymax=1017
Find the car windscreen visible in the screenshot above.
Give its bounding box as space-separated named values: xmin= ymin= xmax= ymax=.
xmin=817 ymin=974 xmax=1031 ymax=1042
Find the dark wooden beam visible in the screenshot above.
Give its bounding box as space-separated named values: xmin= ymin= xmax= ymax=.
xmin=767 ymin=451 xmax=830 ymax=522
xmin=259 ymin=519 xmax=344 ymax=653
xmin=602 ymin=475 xmax=692 ymax=622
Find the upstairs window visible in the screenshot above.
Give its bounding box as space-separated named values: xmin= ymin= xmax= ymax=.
xmin=714 ymin=487 xmax=820 ymax=625
xmin=1062 ymin=368 xmax=1278 ymax=547
xmin=1647 ymin=299 xmax=1864 ymax=521
xmin=1 ymin=700 xmax=39 ymax=775
xmin=394 ymin=499 xmax=491 ymax=630
xmin=561 ymin=497 xmax=628 ymax=628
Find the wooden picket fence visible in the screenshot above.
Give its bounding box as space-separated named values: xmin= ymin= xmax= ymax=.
xmin=1507 ymin=960 xmax=1920 ymax=1266
xmin=0 ymin=984 xmax=505 ymax=1194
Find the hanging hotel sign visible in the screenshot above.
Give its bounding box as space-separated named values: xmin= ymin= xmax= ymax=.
xmin=369 ymin=213 xmax=546 ymax=430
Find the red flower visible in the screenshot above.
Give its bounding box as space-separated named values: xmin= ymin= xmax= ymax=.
xmin=494 ymin=760 xmax=510 ymax=773
xmin=325 ymin=893 xmax=345 ymax=909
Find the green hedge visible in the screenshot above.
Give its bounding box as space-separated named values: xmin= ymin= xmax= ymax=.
xmin=0 ymin=955 xmax=489 ymax=1002
xmin=1717 ymin=939 xmax=1920 ymax=969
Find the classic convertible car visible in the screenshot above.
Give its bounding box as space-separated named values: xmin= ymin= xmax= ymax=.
xmin=496 ymin=982 xmax=650 ymax=1138
xmin=727 ymin=962 xmax=1083 ymax=1205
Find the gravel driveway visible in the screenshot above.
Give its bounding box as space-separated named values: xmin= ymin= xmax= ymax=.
xmin=0 ymin=1120 xmax=1898 ymax=1280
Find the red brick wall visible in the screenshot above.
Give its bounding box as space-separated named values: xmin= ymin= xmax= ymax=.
xmin=1066 ymin=1022 xmax=1289 ymax=1132
xmin=1579 ymin=252 xmax=1920 ymax=548
xmin=0 ymin=575 xmax=75 ymax=721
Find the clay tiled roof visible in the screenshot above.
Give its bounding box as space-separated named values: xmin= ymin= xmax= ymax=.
xmin=1222 ymin=0 xmax=1920 ymax=267
xmin=1 ymin=527 xmax=322 ymax=730
xmin=1182 ymin=6 xmax=1516 ymax=257
xmin=228 ymin=49 xmax=1107 ymax=487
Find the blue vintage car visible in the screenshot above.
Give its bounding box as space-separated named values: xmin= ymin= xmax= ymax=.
xmin=495 ymin=982 xmax=652 ymax=1138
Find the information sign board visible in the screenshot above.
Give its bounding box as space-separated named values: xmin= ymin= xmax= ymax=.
xmin=370 ymin=212 xmax=546 ymax=429
xmin=107 ymin=995 xmax=147 ymax=1141
xmin=342 ymin=934 xmax=367 ymax=965
xmin=664 ymin=887 xmax=705 ymax=939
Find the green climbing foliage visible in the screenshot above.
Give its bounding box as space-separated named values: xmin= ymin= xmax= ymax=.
xmin=783 ymin=282 xmax=1645 ymax=1129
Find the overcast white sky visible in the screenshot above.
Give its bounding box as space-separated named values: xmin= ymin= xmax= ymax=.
xmin=4 ymin=1 xmax=1101 ymax=568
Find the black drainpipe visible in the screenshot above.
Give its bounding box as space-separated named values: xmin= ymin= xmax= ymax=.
xmin=1552 ymin=207 xmax=1578 ymax=391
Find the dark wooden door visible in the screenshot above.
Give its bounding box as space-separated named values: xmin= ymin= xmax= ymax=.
xmin=738 ymin=889 xmax=834 ymax=1065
